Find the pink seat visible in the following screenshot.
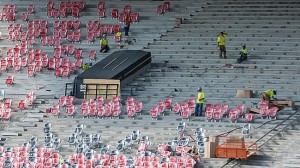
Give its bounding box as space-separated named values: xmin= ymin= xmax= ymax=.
xmin=236 ymin=104 xmax=245 ymax=117
xmin=51 ymin=104 xmax=60 ymax=116
xmin=229 ymin=109 xmax=238 ymax=123
xmin=68 ymin=45 xmax=76 ymax=55
xmin=221 ymin=104 xmax=229 ymax=116
xmin=245 ymin=113 xmax=254 ymax=122
xmin=158 ymin=102 xmax=166 ymax=114
xmin=98 ymin=9 xmax=106 ymax=18
xmin=111 ymin=8 xmax=118 ymax=19
xmin=268 ymin=107 xmax=278 ymax=119
xmin=163 ymin=2 xmax=170 ymax=12
xmin=150 ymin=106 xmax=159 ymax=119
xmin=172 ymin=102 xmax=181 ymax=115
xmin=213 ymin=111 xmax=222 ymax=122
xmin=98 ymin=2 xmax=105 ymax=10
xmin=164 ymin=98 xmax=173 ymax=109
xmin=181 ymin=107 xmax=190 ymax=120
xmin=89 ymin=50 xmax=96 ymax=61
xmin=6 ymin=75 xmax=14 ymax=86
xmin=260 ymin=109 xmax=269 ymax=119
xmin=127 ymin=105 xmax=136 ymax=118
xmin=114 ymin=34 xmax=121 ymax=43
xmin=156 ymin=5 xmax=164 ymax=15
xmin=118 ymin=12 xmax=125 ymax=23
xmin=205 ymin=111 xmax=213 ymax=122
xmin=123 ymin=5 xmax=132 ymax=12
xmin=18 ymin=100 xmax=26 ymax=111
xmin=21 ymin=12 xmax=29 ymax=22
xmin=135 ymin=101 xmax=143 ymax=114
xmin=73 ymin=20 xmax=81 ymax=29
xmin=131 ymin=13 xmax=140 ymax=22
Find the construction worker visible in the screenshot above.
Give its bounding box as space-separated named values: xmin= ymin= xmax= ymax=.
xmin=124 ymin=10 xmax=132 ymax=36
xmin=217 ymin=32 xmax=228 ymax=59
xmin=100 ymin=34 xmax=109 ymax=53
xmin=261 ymin=90 xmax=277 ymax=101
xmin=237 ymin=44 xmax=249 ymax=63
xmin=82 ymin=63 xmax=89 ymax=70
xmin=195 ymin=87 xmax=206 ymax=116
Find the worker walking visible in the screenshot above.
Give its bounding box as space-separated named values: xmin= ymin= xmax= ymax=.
xmin=261 ymin=90 xmax=277 ymax=101
xmin=237 ymin=44 xmax=249 ymax=63
xmin=195 ymin=87 xmax=206 ymax=116
xmin=217 ymin=32 xmax=228 ymax=59
xmin=124 ymin=10 xmax=132 ymax=36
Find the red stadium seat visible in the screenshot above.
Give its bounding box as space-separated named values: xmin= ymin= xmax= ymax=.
xmin=111 ymin=8 xmax=118 ymax=19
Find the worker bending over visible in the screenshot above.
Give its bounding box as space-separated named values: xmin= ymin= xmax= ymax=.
xmin=261 ymin=90 xmax=277 ymax=101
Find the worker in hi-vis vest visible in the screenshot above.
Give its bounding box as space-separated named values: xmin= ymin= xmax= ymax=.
xmin=100 ymin=34 xmax=110 ymax=53
xmin=217 ymin=32 xmax=228 ymax=59
xmin=261 ymin=90 xmax=277 ymax=101
xmin=195 ymin=87 xmax=206 ymax=116
xmin=237 ymin=44 xmax=249 ymax=63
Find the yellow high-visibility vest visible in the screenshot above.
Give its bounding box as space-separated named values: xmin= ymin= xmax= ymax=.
xmin=263 ymin=90 xmax=274 ymax=98
xmin=240 ymin=48 xmax=248 ymax=55
xmin=196 ymin=92 xmax=206 ymax=103
xmin=100 ymin=39 xmax=108 ymax=45
xmin=218 ymin=34 xmax=227 ymax=46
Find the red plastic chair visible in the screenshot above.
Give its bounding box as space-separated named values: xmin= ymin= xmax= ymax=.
xmin=135 ymin=101 xmax=143 ymax=115
xmin=27 ymin=5 xmax=35 ymax=14
xmin=18 ymin=100 xmax=26 ymax=111
xmin=51 ymin=104 xmax=60 ymax=117
xmin=21 ymin=12 xmax=29 ymax=22
xmin=111 ymin=8 xmax=119 ymax=19
xmin=74 ymin=31 xmax=81 ymax=43
xmin=72 ymin=7 xmax=79 ymax=18
xmin=87 ymin=31 xmax=95 ymax=43
xmin=6 ymin=76 xmax=14 ymax=86
xmin=229 ymin=109 xmax=238 ymax=123
xmin=156 ymin=5 xmax=164 ymax=15
xmin=245 ymin=113 xmax=254 ymax=122
xmin=268 ymin=107 xmax=278 ymax=119
xmin=118 ymin=12 xmax=126 ymax=23
xmin=163 ymin=98 xmax=172 ymax=110
xmin=74 ymin=49 xmax=82 ymax=59
xmin=123 ymin=5 xmax=132 ymax=12
xmin=150 ymin=106 xmax=159 ymax=119
xmin=181 ymin=107 xmax=190 ymax=121
xmin=75 ymin=59 xmax=83 ymax=68
xmin=236 ymin=104 xmax=245 ymax=117
xmin=98 ymin=9 xmax=106 ymax=18
xmin=213 ymin=111 xmax=222 ymax=122
xmin=68 ymin=45 xmax=75 ymax=55
xmin=131 ymin=13 xmax=140 ymax=22
xmin=205 ymin=111 xmax=213 ymax=122
xmin=163 ymin=2 xmax=170 ymax=12
xmin=73 ymin=20 xmax=81 ymax=29
xmin=98 ymin=2 xmax=105 ymax=10
xmin=172 ymin=102 xmax=181 ymax=115
xmin=260 ymin=109 xmax=269 ymax=119
xmin=93 ymin=21 xmax=100 ymax=30
xmin=89 ymin=50 xmax=96 ymax=61
xmin=221 ymin=104 xmax=229 ymax=116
